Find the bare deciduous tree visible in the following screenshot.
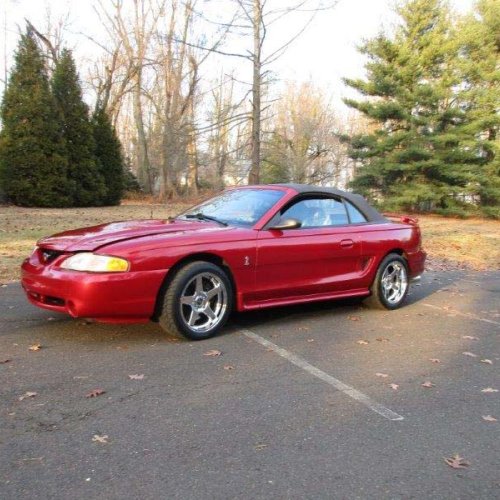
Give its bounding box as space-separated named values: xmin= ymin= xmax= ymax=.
xmin=262 ymin=81 xmax=369 ymax=188
xmin=175 ymin=0 xmax=339 ymax=184
xmin=234 ymin=0 xmax=339 ymax=184
xmin=95 ymin=0 xmax=164 ymax=193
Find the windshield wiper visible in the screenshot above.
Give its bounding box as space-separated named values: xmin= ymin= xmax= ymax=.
xmin=183 ymin=213 xmax=228 ymax=226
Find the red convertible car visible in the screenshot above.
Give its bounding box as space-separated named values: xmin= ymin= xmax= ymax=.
xmin=22 ymin=184 xmax=426 ymax=340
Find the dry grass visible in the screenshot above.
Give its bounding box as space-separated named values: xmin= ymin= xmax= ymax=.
xmin=0 ymin=204 xmax=498 ymax=283
xmin=417 ymin=214 xmax=500 ymax=272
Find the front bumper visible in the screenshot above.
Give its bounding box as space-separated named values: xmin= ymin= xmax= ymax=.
xmin=21 ymin=257 xmax=166 ymax=322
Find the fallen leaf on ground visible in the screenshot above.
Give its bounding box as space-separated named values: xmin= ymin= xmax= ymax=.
xmin=482 ymin=415 xmax=497 ymax=422
xmin=92 ymin=434 xmax=109 ymax=444
xmin=86 ymin=389 xmax=106 ymax=398
xmin=376 ymin=337 xmax=390 ymax=342
xmin=204 ymin=349 xmax=222 ymax=357
xmin=128 ymin=374 xmax=145 ymax=380
xmin=481 ymin=388 xmax=498 ymax=393
xmin=223 ymin=365 xmax=234 ymax=370
xmin=389 ymin=383 xmax=399 ymax=390
xmin=254 ymin=444 xmax=267 ymax=450
xmin=28 ymin=344 xmax=41 ymax=351
xmin=356 ymin=340 xmax=369 ymax=345
xmin=462 ymin=335 xmax=478 ymax=340
xmin=376 ymin=372 xmax=389 ymax=378
xmin=480 ymin=359 xmax=493 ymax=365
xmin=463 ymin=352 xmax=478 ymax=357
xmin=429 ymin=358 xmax=441 ymax=363
xmin=0 ymin=359 xmax=11 ymax=364
xmin=422 ymin=381 xmax=435 ymax=388
xmin=348 ymin=316 xmax=360 ymax=321
xmin=444 ymin=454 xmax=469 ymax=469
xmin=18 ymin=391 xmax=37 ymax=401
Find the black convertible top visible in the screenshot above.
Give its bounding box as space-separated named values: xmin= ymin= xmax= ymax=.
xmin=271 ymin=183 xmax=388 ymax=223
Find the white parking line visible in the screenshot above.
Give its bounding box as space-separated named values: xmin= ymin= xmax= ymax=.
xmin=240 ymin=328 xmax=404 ymax=422
xmin=422 ymin=303 xmax=500 ymax=327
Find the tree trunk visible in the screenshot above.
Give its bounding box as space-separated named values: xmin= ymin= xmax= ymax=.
xmin=132 ymin=71 xmax=153 ymax=193
xmin=161 ymin=124 xmax=178 ymax=200
xmin=186 ymin=135 xmax=199 ymax=194
xmin=248 ymin=0 xmax=262 ymax=184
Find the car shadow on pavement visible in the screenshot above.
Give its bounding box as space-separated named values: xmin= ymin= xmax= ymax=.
xmin=230 ymin=270 xmax=463 ymax=333
xmin=0 ymin=270 xmax=464 ymax=344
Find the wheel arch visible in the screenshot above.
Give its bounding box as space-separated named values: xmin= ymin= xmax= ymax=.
xmin=369 ymin=248 xmax=408 ymax=288
xmin=151 ymin=252 xmax=237 ymax=321
xmin=365 ymin=249 xmax=410 ymax=309
xmin=384 ymin=248 xmax=408 ymax=261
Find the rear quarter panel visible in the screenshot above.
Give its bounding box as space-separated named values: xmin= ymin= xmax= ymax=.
xmin=359 ymin=222 xmax=424 ymax=284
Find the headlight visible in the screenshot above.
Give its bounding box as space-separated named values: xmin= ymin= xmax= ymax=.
xmin=60 ymin=253 xmax=129 ymax=272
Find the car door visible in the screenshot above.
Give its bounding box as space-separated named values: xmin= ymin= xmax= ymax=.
xmin=251 ymin=196 xmax=364 ymax=304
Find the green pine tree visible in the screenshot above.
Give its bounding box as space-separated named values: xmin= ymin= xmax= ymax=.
xmin=343 ymin=0 xmax=483 ymax=215
xmin=123 ymin=156 xmax=141 ymax=192
xmin=458 ymin=0 xmax=500 ymax=217
xmin=0 ymin=30 xmax=72 ymax=207
xmin=261 ymin=160 xmax=291 ymax=184
xmin=52 ymin=49 xmax=106 ymax=206
xmin=261 ymin=131 xmax=291 ymax=184
xmin=92 ymin=108 xmax=124 ymax=205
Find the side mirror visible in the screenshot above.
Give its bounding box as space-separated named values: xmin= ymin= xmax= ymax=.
xmin=268 ymin=218 xmax=302 ymax=230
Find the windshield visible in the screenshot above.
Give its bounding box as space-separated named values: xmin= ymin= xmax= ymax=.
xmin=179 ymin=188 xmax=285 ymax=227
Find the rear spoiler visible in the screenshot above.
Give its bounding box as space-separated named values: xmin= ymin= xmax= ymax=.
xmin=383 ymin=213 xmax=419 ymax=225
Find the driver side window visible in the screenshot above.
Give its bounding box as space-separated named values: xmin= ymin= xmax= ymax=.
xmin=281 ymin=197 xmax=349 ymax=228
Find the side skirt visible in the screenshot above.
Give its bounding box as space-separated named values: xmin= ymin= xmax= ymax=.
xmin=240 ymin=288 xmax=370 ymax=311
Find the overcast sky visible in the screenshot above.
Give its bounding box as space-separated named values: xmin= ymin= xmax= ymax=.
xmin=2 ymin=0 xmax=475 ymax=111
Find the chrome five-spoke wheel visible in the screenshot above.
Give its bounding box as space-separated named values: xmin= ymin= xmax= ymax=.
xmin=381 ymin=261 xmax=408 ymax=305
xmin=180 ymin=272 xmax=228 ymax=333
xmin=158 ymin=261 xmax=233 ymax=340
xmin=365 ymin=253 xmax=409 ymax=310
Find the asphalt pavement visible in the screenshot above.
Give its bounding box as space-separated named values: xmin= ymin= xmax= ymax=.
xmin=1 ymin=270 xmax=499 ymax=499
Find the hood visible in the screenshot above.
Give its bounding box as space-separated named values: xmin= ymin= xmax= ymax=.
xmin=37 ymin=219 xmax=225 ymax=252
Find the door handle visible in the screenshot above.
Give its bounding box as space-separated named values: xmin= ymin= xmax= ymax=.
xmin=340 ymin=239 xmax=354 ymax=248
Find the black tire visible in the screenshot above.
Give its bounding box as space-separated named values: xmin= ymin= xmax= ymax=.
xmin=158 ymin=261 xmax=233 ymax=340
xmin=364 ymin=253 xmax=409 ymax=310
